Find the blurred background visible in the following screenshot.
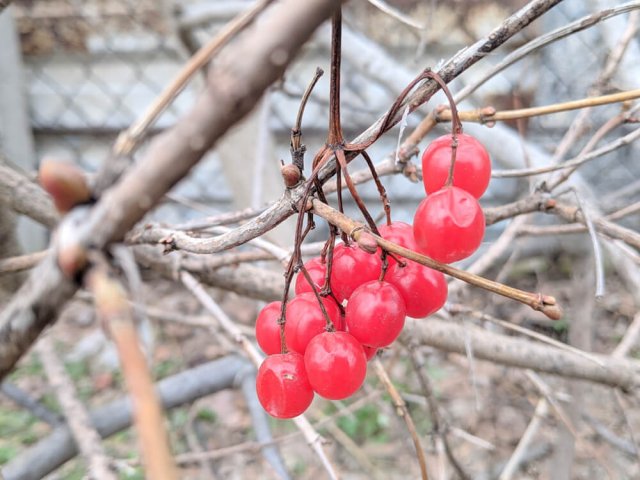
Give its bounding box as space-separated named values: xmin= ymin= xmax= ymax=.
xmin=0 ymin=1 xmax=639 ymax=479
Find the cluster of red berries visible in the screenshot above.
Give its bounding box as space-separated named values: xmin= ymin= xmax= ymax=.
xmin=255 ymin=132 xmax=491 ymax=419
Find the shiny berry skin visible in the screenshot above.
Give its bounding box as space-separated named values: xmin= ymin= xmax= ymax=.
xmin=377 ymin=221 xmax=418 ymax=251
xmin=255 ymin=301 xmax=283 ymax=355
xmin=304 ymin=332 xmax=367 ymax=400
xmin=413 ymin=186 xmax=485 ymax=264
xmin=378 ymin=221 xmax=419 ymax=267
xmin=256 ymin=353 xmax=314 ymax=419
xmin=386 ymin=261 xmax=447 ymax=318
xmin=295 ymin=257 xmax=328 ymax=296
xmin=422 ymin=133 xmax=491 ymax=199
xmin=285 ymin=293 xmax=342 ymax=355
xmin=331 ymin=243 xmax=382 ymax=302
xmin=344 ymin=281 xmax=406 ymax=348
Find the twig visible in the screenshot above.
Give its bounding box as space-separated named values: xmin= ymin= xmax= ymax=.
xmin=365 ymin=0 xmax=425 ymax=30
xmin=0 ymin=250 xmax=49 ymax=275
xmin=491 ymin=126 xmax=640 ymax=178
xmin=583 ymin=413 xmax=638 ymax=457
xmin=449 ymin=427 xmax=496 ymax=452
xmin=498 ymin=399 xmax=549 ymax=480
xmin=173 ymin=206 xmax=266 ymax=231
xmin=406 ymin=345 xmax=471 ymax=480
xmin=373 ymin=358 xmax=429 ymax=480
xmin=173 ymin=390 xmax=383 ymax=465
xmin=613 ymin=390 xmax=640 ymax=463
xmin=456 ymin=1 xmax=640 ymax=101
xmin=311 ymin=199 xmax=562 ymax=320
xmin=180 ymin=271 xmax=340 ymax=480
xmin=613 ymin=312 xmax=640 ymax=358
xmin=517 ymin=200 xmax=640 ymax=236
xmin=435 ymin=89 xmax=640 ymax=124
xmin=549 ymin=200 xmax=640 ymax=251
xmin=448 ymin=215 xmax=529 ymax=296
xmin=524 ymin=371 xmax=577 ymax=438
xmin=88 ymin=267 xmax=178 ymax=480
xmin=569 ymin=190 xmax=605 ymax=299
xmin=113 ymin=0 xmax=275 ymax=156
xmin=36 ymin=337 xmax=116 ymax=480
xmin=134 ymin=246 xmax=285 ymax=302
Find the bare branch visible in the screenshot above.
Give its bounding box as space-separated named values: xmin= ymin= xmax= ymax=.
xmin=0 ymin=161 xmax=59 ymax=228
xmin=404 ymin=318 xmax=640 ymax=390
xmin=2 ymin=356 xmax=249 ymax=480
xmin=0 ymin=0 xmax=341 ymax=381
xmin=36 ymin=337 xmax=116 ymax=480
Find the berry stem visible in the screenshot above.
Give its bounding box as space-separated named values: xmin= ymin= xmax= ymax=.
xmin=327 ymin=8 xmax=344 ymax=146
xmin=424 ymin=71 xmax=462 ymax=187
xmin=361 ymin=150 xmax=392 ymax=226
xmin=298 ymin=264 xmax=336 ymax=331
xmin=290 ymin=67 xmax=324 ymax=171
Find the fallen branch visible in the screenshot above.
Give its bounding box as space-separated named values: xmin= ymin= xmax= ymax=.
xmin=1 ymin=356 xmax=249 ymax=480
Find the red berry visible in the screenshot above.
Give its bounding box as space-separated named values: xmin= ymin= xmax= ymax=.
xmin=295 ymin=257 xmax=328 ymax=296
xmin=377 ymin=221 xmax=419 ymax=267
xmin=377 ymin=221 xmax=418 ymax=251
xmin=345 ymin=281 xmax=406 ymax=348
xmin=255 ymin=301 xmax=284 ymax=355
xmin=331 ymin=243 xmax=382 ymax=302
xmin=285 ymin=293 xmax=341 ymax=355
xmin=386 ymin=261 xmax=447 ymax=318
xmin=256 ymin=353 xmax=314 ymax=419
xmin=304 ymin=332 xmax=367 ymax=400
xmin=413 ymin=186 xmax=485 ymax=263
xmin=422 ymin=133 xmax=491 ymax=198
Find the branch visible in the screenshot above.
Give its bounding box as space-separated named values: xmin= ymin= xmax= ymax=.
xmin=134 ymin=246 xmax=284 ymax=302
xmin=1 ymin=356 xmax=249 ymax=480
xmin=549 ymin=201 xmax=640 ymax=251
xmin=0 ymin=161 xmax=59 ymax=228
xmin=0 ymin=0 xmax=565 ymax=380
xmin=0 ymin=0 xmax=341 ymax=381
xmin=36 ymin=337 xmax=116 ymax=479
xmin=88 ymin=267 xmax=178 ymax=479
xmin=0 ymin=250 xmax=49 ymax=276
xmin=435 ymin=89 xmax=640 ymax=124
xmin=310 ymin=199 xmax=562 ymax=320
xmin=403 ymin=318 xmax=640 ymax=390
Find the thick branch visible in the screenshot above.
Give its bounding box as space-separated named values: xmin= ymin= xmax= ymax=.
xmin=0 ymin=161 xmax=59 ymax=228
xmin=403 ymin=318 xmax=640 ymax=391
xmin=134 ymin=246 xmax=284 ymax=302
xmin=0 ymin=0 xmax=341 ymax=380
